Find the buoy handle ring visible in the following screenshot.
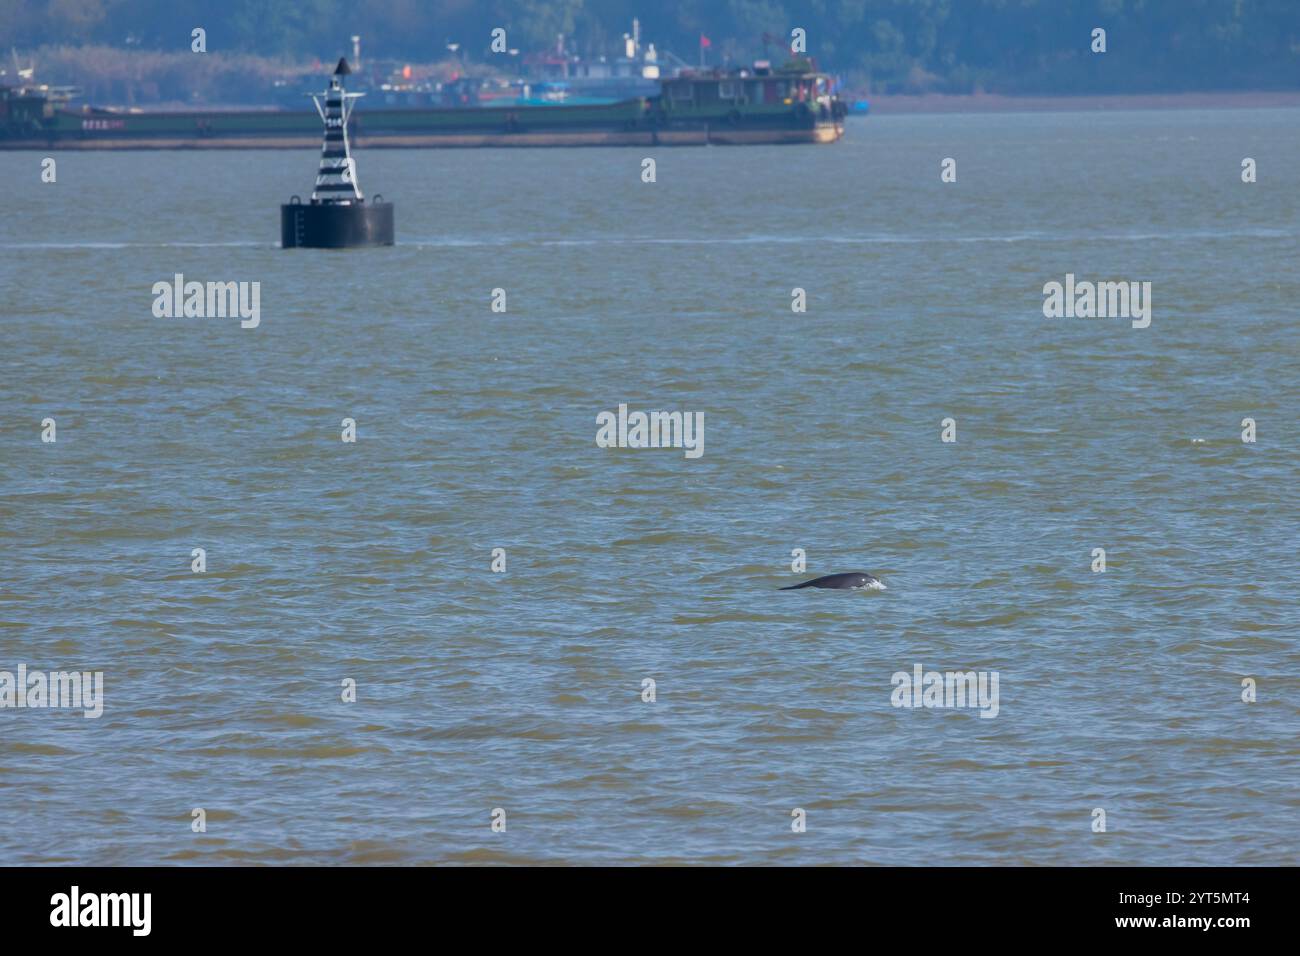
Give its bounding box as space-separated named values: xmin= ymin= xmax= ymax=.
xmin=289 ymin=195 xmax=302 ymax=204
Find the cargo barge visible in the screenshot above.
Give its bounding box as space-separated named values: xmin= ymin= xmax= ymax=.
xmin=0 ymin=61 xmax=845 ymax=150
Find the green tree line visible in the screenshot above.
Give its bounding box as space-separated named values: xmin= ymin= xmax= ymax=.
xmin=2 ymin=0 xmax=1298 ymax=93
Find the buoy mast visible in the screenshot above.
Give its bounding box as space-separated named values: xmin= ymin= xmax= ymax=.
xmin=312 ymin=58 xmax=364 ymax=204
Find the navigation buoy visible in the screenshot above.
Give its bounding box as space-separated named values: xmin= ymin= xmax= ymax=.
xmin=281 ymin=58 xmax=394 ymax=249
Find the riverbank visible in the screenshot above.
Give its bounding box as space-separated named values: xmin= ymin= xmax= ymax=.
xmin=859 ymin=89 xmax=1300 ymax=114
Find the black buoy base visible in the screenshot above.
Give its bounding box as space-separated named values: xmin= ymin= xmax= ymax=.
xmin=281 ymin=201 xmax=395 ymax=249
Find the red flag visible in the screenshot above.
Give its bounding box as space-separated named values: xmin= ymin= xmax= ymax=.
xmin=699 ymin=34 xmax=712 ymax=48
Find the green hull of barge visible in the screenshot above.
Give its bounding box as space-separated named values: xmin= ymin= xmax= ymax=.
xmin=0 ymin=69 xmax=846 ymax=149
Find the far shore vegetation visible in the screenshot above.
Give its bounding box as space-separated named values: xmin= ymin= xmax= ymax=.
xmin=3 ymin=1 xmax=1297 ymax=106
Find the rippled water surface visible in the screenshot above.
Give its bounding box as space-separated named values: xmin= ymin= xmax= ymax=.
xmin=2 ymin=109 xmax=1298 ymax=865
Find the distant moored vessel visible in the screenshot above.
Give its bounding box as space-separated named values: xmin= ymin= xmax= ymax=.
xmin=0 ymin=59 xmax=845 ymax=150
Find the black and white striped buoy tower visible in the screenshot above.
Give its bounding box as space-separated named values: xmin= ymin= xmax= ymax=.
xmin=281 ymin=57 xmax=394 ymax=248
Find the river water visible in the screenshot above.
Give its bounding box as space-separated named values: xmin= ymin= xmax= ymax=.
xmin=1 ymin=108 xmax=1297 ymax=864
